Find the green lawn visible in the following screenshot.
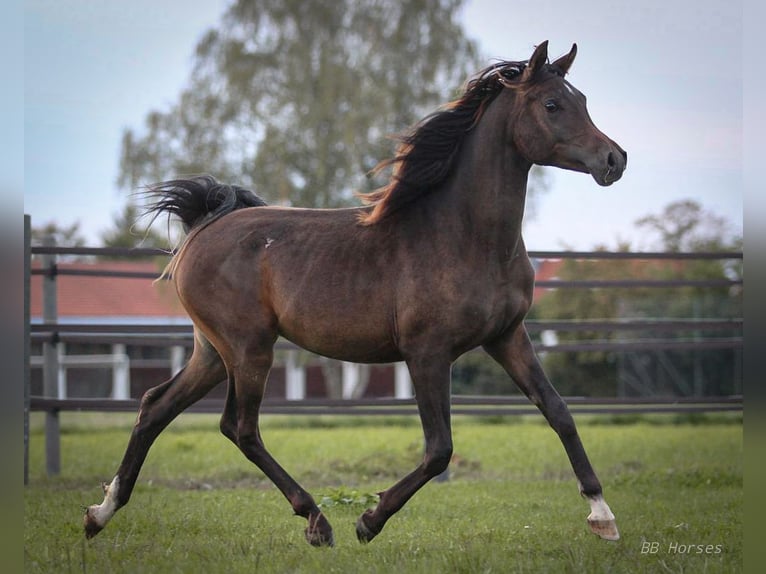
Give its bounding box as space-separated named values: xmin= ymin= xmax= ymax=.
xmin=24 ymin=413 xmax=743 ymax=573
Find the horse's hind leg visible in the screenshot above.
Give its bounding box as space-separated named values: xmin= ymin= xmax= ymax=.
xmin=83 ymin=331 xmax=226 ymax=538
xmin=483 ymin=325 xmax=619 ymax=541
xmin=220 ymin=343 xmax=334 ymax=547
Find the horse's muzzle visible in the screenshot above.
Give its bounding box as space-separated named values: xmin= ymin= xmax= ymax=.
xmin=593 ymin=143 xmax=627 ymax=187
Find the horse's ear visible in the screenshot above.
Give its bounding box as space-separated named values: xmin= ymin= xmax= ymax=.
xmin=525 ymin=41 xmax=549 ymax=79
xmin=552 ymin=43 xmax=577 ymax=75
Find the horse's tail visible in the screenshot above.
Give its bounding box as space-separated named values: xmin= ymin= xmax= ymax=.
xmin=144 ymin=174 xmax=267 ymax=280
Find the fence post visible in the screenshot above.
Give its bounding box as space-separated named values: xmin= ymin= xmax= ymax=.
xmin=285 ymin=350 xmax=306 ymax=400
xmin=41 ymin=236 xmax=60 ymax=476
xmin=692 ymin=298 xmax=704 ymax=397
xmin=394 ymin=362 xmax=413 ymax=398
xmin=24 ymin=215 xmax=31 ymax=485
xmin=170 ymin=345 xmax=186 ymax=376
xmin=112 ymin=344 xmax=130 ymax=399
xmin=341 ymin=362 xmax=359 ymax=399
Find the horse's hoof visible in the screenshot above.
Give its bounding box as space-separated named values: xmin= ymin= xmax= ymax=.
xmin=305 ymin=527 xmax=334 ymax=547
xmin=355 ymin=511 xmax=379 ymax=544
xmin=588 ymin=517 xmax=620 ymax=541
xmin=305 ymin=513 xmax=334 ymax=547
xmin=83 ymin=507 xmax=104 ymax=539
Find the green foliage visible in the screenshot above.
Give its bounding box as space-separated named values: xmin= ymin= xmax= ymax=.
xmin=451 ymin=350 xmax=517 ymax=395
xmin=24 ymin=415 xmax=742 ymax=573
xmin=100 ymin=203 xmax=173 ymax=250
xmin=635 ymin=199 xmax=740 ymax=253
xmin=31 ymin=220 xmax=86 ymax=248
xmin=318 ymin=487 xmax=379 ymax=509
xmin=532 ymin=200 xmax=742 ymax=398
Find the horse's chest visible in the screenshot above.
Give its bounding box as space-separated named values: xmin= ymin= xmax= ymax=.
xmin=480 ymin=259 xmax=535 ymax=326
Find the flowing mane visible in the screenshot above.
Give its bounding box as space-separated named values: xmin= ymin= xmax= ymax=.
xmin=358 ymin=60 xmax=529 ymax=225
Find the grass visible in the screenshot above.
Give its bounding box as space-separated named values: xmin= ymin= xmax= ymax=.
xmin=24 ymin=412 xmax=743 ymax=573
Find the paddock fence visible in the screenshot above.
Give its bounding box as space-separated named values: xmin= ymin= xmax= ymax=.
xmin=23 ymin=215 xmax=743 ymax=481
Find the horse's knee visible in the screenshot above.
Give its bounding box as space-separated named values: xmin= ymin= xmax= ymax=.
xmin=134 ymin=388 xmax=173 ymax=436
xmin=138 ymin=379 xmax=174 ymax=410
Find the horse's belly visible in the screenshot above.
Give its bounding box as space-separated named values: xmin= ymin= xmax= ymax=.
xmin=275 ymin=296 xmax=401 ymax=363
xmin=279 ymin=327 xmax=403 ymax=364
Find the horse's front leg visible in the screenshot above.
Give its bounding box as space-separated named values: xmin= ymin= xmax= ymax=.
xmin=484 ymin=325 xmax=620 ymax=541
xmin=356 ymin=356 xmax=452 ymax=543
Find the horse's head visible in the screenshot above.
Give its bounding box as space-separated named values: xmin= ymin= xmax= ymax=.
xmin=498 ymin=41 xmax=627 ymax=186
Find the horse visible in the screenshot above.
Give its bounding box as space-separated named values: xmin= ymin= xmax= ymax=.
xmin=84 ymin=41 xmax=626 ymax=547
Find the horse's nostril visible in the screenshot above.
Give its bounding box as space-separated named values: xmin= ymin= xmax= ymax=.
xmin=607 ymin=152 xmax=616 ymax=168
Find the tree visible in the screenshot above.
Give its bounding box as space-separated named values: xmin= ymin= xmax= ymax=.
xmin=100 ymin=203 xmax=172 ymax=250
xmin=531 ymin=199 xmax=742 ymax=398
xmin=635 ymin=199 xmax=738 ymax=253
xmin=31 ymin=222 xmax=88 ymax=262
xmin=31 ymin=221 xmax=86 ymax=248
xmin=118 ymin=0 xmax=481 ymax=208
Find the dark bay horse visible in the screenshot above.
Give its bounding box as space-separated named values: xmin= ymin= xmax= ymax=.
xmin=85 ymin=41 xmax=626 ymax=546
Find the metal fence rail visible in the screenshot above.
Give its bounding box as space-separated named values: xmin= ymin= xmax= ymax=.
xmin=30 ymin=320 xmax=743 ymax=352
xmin=30 ymin=395 xmax=743 ymax=417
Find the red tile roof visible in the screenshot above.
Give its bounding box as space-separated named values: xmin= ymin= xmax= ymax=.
xmin=30 ymin=261 xmax=188 ymax=319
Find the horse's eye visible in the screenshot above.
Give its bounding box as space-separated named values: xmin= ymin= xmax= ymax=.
xmin=544 ymin=100 xmax=559 ymax=113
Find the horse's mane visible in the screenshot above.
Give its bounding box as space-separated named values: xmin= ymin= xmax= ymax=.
xmin=358 ymin=60 xmax=531 ymax=225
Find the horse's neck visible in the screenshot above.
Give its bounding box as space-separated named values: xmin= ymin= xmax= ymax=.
xmin=441 ymin=113 xmax=531 ymax=254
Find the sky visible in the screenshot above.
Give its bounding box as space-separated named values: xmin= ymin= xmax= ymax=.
xmin=24 ymin=0 xmax=743 ymax=251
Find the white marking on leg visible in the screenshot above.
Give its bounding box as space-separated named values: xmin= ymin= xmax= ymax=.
xmin=586 ymin=494 xmax=620 ymax=541
xmin=586 ymin=494 xmax=615 ymax=522
xmin=88 ymin=476 xmax=120 ymax=528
